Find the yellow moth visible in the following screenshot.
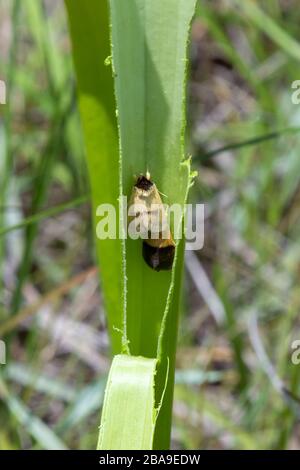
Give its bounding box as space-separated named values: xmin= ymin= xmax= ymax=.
xmin=128 ymin=172 xmax=175 ymax=271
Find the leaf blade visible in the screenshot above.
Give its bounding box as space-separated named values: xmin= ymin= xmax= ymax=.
xmin=98 ymin=355 xmax=157 ymax=450
xmin=65 ymin=0 xmax=123 ymax=353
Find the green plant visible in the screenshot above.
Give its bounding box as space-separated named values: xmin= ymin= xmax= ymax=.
xmin=66 ymin=0 xmax=196 ymax=449
xmin=2 ymin=0 xmax=300 ymax=451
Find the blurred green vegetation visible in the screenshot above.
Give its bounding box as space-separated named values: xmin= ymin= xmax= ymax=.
xmin=1 ymin=0 xmax=300 ymax=449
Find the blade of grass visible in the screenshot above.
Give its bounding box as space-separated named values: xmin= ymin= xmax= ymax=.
xmin=5 ymin=363 xmax=76 ymax=403
xmin=175 ymin=385 xmax=262 ymax=450
xmin=0 ymin=194 xmax=89 ymax=237
xmin=25 ymin=0 xmax=66 ymax=102
xmin=56 ymin=378 xmax=107 ymax=434
xmin=10 ymin=1 xmax=76 ymax=316
xmin=196 ymin=1 xmax=274 ymax=111
xmin=154 ymin=235 xmax=187 ymax=448
xmin=234 ymin=0 xmax=300 ymax=61
xmin=97 ymin=355 xmax=157 ymax=450
xmin=198 ymin=126 xmax=300 ymax=161
xmin=10 ymin=95 xmax=75 ymax=315
xmin=65 ymin=0 xmax=123 ymax=353
xmin=109 ymin=0 xmax=196 ymax=360
xmin=0 ymin=0 xmax=21 ymax=293
xmin=109 ymin=0 xmax=196 ymax=449
xmin=0 ymin=378 xmax=67 ymax=450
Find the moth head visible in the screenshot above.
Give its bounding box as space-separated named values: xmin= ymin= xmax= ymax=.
xmin=135 ymin=173 xmax=154 ymax=195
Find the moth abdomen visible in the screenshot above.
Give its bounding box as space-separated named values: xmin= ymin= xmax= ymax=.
xmin=142 ymin=242 xmax=175 ymax=272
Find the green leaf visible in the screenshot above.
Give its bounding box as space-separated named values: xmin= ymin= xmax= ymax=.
xmin=57 ymin=378 xmax=107 ymax=434
xmin=5 ymin=363 xmax=76 ymax=402
xmin=65 ymin=0 xmax=123 ymax=353
xmin=97 ymin=355 xmax=157 ymax=450
xmin=0 ymin=195 xmax=88 ymax=237
xmin=198 ymin=127 xmax=300 ymax=161
xmin=9 ymin=0 xmax=74 ymax=315
xmin=109 ymin=0 xmax=196 ymax=449
xmin=234 ymin=0 xmax=300 ymax=61
xmin=110 ymin=0 xmax=196 ymax=358
xmin=0 ymin=378 xmax=67 ymax=450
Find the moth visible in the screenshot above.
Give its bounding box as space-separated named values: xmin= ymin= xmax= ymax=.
xmin=128 ymin=173 xmax=175 ymax=271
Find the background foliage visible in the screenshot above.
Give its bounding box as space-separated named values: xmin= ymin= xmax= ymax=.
xmin=1 ymin=0 xmax=300 ymax=449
